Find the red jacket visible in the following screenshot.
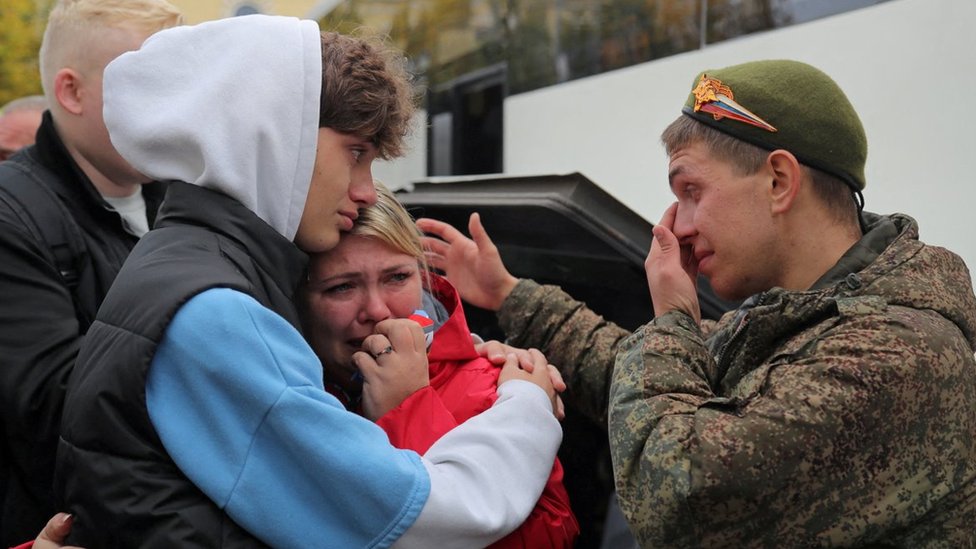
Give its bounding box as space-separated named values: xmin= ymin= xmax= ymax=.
xmin=378 ymin=274 xmax=579 ymax=548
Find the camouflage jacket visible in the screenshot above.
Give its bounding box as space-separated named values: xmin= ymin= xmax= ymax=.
xmin=498 ymin=213 xmax=976 ymax=548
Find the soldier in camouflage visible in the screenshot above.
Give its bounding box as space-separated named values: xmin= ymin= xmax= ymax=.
xmin=418 ymin=59 xmax=976 ymax=548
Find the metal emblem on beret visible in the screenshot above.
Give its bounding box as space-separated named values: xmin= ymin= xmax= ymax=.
xmin=692 ymin=74 xmax=777 ymax=132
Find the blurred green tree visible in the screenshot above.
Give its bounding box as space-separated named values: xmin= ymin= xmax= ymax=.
xmin=319 ymin=0 xmax=369 ymax=35
xmin=0 ymin=0 xmax=49 ymax=106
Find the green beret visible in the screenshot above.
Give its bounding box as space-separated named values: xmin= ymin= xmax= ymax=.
xmin=681 ymin=59 xmax=867 ymax=191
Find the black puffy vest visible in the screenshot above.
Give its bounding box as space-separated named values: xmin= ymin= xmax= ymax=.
xmin=56 ymin=182 xmax=307 ymax=547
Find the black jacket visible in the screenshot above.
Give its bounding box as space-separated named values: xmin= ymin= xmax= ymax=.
xmin=0 ymin=112 xmax=165 ymax=544
xmin=57 ymin=182 xmax=306 ymax=547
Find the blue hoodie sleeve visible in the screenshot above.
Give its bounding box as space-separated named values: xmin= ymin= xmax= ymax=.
xmin=147 ymin=288 xmax=429 ymax=549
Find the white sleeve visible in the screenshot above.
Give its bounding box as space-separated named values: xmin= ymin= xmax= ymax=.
xmin=393 ymin=380 xmax=562 ymax=549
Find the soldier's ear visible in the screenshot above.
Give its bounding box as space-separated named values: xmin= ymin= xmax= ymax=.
xmin=766 ymin=149 xmax=802 ymax=216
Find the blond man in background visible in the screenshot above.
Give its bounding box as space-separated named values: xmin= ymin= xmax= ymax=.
xmin=0 ymin=1 xmax=183 ymax=543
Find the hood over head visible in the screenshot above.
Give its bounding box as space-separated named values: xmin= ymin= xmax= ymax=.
xmin=103 ymin=15 xmax=322 ymax=240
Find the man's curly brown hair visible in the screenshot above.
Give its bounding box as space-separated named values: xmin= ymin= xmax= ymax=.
xmin=319 ymin=31 xmax=418 ymax=160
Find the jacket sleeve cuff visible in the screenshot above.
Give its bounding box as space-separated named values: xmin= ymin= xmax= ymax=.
xmin=650 ymin=309 xmax=701 ymax=334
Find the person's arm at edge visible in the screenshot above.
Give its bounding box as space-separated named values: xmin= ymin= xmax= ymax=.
xmin=0 ymin=221 xmax=80 ymax=499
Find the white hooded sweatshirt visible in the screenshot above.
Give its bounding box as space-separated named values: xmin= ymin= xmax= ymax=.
xmin=104 ymin=14 xmax=320 ymax=241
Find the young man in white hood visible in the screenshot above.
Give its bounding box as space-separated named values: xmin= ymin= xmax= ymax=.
xmin=55 ymin=15 xmax=561 ymax=548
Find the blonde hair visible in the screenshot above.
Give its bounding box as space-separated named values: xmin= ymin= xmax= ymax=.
xmin=352 ymin=182 xmax=430 ymax=283
xmin=39 ymin=0 xmax=183 ymax=100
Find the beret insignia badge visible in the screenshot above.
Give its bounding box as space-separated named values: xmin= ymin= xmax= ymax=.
xmin=692 ymin=74 xmax=777 ymax=132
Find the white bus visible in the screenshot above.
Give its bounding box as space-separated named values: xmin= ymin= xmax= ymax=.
xmin=362 ymin=0 xmax=976 ymax=283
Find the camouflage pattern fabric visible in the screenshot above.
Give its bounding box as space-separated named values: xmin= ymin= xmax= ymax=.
xmin=500 ymin=213 xmax=976 ymax=548
xmin=499 ymin=278 xmax=631 ymax=547
xmin=499 ymin=278 xmax=632 ymax=427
